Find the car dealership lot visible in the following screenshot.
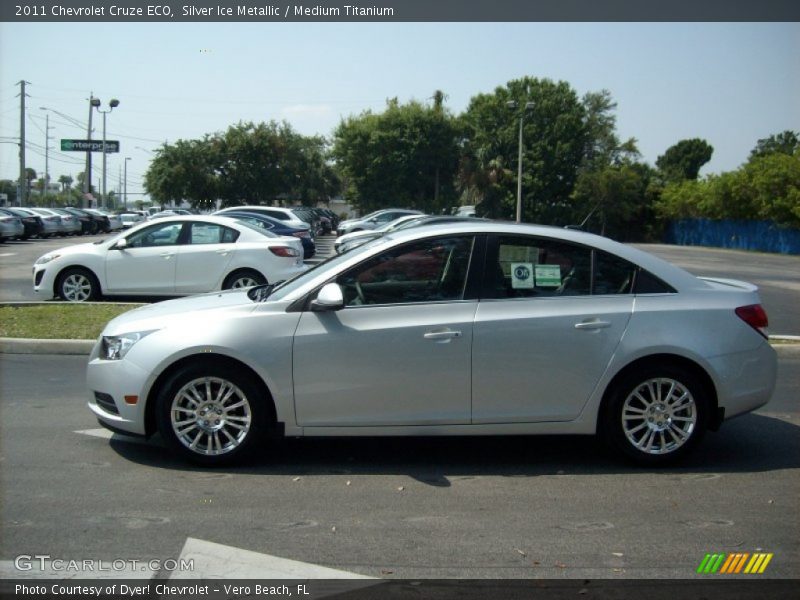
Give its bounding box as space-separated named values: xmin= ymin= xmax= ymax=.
xmin=1 ymin=234 xmax=798 ymax=578
xmin=0 ymin=352 xmax=798 ymax=579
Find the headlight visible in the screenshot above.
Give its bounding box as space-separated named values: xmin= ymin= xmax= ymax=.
xmin=35 ymin=253 xmax=60 ymax=265
xmin=101 ymin=331 xmax=155 ymax=360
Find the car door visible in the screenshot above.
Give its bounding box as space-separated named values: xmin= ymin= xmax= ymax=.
xmin=105 ymin=221 xmax=184 ymax=294
xmin=174 ymin=222 xmax=239 ymax=293
xmin=471 ymin=235 xmax=635 ymax=423
xmin=293 ymin=235 xmax=479 ymax=427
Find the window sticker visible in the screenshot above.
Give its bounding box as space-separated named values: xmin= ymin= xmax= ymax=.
xmin=511 ymin=262 xmax=535 ymax=289
xmin=535 ymin=264 xmax=562 ymax=287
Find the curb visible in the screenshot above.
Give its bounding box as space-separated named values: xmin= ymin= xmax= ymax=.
xmin=0 ymin=338 xmax=96 ymax=355
xmin=1 ymin=336 xmax=798 ymax=357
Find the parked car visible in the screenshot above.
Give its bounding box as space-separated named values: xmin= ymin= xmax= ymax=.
xmin=36 ymin=207 xmax=82 ymax=235
xmin=0 ymin=211 xmax=25 ymax=242
xmin=88 ymin=209 xmax=123 ymax=231
xmin=215 ymin=206 xmax=313 ymax=237
xmin=119 ymin=212 xmax=145 ymax=229
xmin=33 ymin=215 xmax=306 ymax=302
xmin=85 ymin=221 xmax=776 ymax=466
xmin=64 ymin=207 xmax=104 ymax=234
xmin=335 ymin=215 xmax=487 ymax=254
xmin=25 ymin=207 xmax=65 ymax=237
xmin=336 ymin=208 xmax=424 ymax=236
xmin=335 ymin=214 xmax=423 ymax=253
xmin=213 ymin=209 xmax=316 ymax=259
xmin=0 ymin=207 xmax=42 ymax=239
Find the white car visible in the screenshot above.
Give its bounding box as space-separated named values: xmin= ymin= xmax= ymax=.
xmin=337 ymin=208 xmax=423 ymax=236
xmin=334 ymin=214 xmax=424 ymax=253
xmin=86 ymin=222 xmax=776 ymax=466
xmin=33 ymin=216 xmax=306 ymax=302
xmin=119 ymin=213 xmax=145 ymax=229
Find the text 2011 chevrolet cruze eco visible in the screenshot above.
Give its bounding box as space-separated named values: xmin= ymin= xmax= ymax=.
xmin=87 ymin=222 xmax=776 ymax=466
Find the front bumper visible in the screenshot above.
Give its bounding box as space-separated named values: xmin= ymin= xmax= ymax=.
xmin=86 ymin=341 xmax=153 ymax=436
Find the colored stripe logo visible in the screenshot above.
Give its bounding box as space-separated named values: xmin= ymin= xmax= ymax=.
xmin=697 ymin=553 xmax=773 ymax=574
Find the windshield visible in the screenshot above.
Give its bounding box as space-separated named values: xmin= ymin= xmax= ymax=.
xmin=267 ymin=236 xmax=390 ymax=301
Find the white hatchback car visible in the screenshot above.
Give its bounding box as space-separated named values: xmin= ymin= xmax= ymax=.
xmin=86 ymin=222 xmax=776 ymax=466
xmin=34 ymin=216 xmax=306 ymax=301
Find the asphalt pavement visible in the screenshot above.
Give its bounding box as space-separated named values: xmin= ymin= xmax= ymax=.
xmin=0 ymin=352 xmax=798 ymax=580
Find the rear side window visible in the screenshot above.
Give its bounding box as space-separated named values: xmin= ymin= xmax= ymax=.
xmin=484 ymin=236 xmax=675 ymax=298
xmin=487 ymin=236 xmax=592 ymax=298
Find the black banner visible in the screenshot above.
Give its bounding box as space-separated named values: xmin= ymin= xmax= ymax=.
xmin=2 ymin=0 xmax=800 ymax=23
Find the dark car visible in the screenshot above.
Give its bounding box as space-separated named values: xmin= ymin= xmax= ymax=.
xmin=0 ymin=207 xmax=44 ymax=239
xmin=213 ymin=210 xmax=316 ymax=259
xmin=64 ymin=207 xmax=103 ymax=234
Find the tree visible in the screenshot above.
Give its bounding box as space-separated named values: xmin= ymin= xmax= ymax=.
xmin=750 ymin=131 xmax=799 ymax=159
xmin=656 ymin=139 xmax=714 ymax=181
xmin=145 ymin=121 xmax=338 ymax=210
xmin=58 ymin=175 xmax=73 ymax=192
xmin=333 ymin=95 xmax=461 ymax=214
xmin=459 ymin=77 xmax=587 ymax=223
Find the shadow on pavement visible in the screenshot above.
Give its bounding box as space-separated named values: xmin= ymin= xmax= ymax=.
xmin=108 ymin=413 xmax=800 ymax=485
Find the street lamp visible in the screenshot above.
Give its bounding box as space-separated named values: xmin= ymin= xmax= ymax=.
xmin=91 ymin=97 xmax=119 ymax=209
xmin=506 ymin=100 xmax=535 ymax=223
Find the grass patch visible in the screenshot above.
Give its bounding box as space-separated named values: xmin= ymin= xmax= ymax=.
xmin=0 ymin=304 xmax=144 ymax=340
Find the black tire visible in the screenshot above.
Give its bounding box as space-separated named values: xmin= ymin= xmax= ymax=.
xmin=56 ymin=267 xmax=100 ymax=302
xmin=603 ymin=364 xmax=709 ymax=466
xmin=222 ymin=269 xmax=266 ymax=290
xmin=155 ymin=362 xmax=270 ymax=466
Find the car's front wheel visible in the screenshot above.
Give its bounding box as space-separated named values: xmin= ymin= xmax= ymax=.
xmin=156 ymin=363 xmax=270 ymax=466
xmin=604 ymin=365 xmax=709 ymax=465
xmin=56 ymin=267 xmax=100 ymax=302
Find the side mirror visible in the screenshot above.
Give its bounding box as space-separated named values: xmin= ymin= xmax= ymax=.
xmin=114 ymin=238 xmax=128 ymax=250
xmin=310 ymin=283 xmax=344 ymax=312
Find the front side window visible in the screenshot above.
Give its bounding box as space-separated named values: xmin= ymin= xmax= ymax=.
xmin=126 ymin=222 xmax=184 ymax=248
xmin=335 ymin=235 xmax=474 ymax=306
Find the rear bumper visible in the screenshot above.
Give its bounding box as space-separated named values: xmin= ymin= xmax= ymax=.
xmin=710 ymin=341 xmax=778 ymax=420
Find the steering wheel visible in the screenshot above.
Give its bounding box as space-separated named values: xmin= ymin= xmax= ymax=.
xmin=354 ymin=280 xmax=366 ymax=304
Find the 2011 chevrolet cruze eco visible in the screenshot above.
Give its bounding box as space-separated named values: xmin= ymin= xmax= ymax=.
xmin=87 ymin=222 xmax=777 ymax=466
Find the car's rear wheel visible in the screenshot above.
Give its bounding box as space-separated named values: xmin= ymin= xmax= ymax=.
xmin=604 ymin=365 xmax=708 ymax=465
xmin=56 ymin=267 xmax=100 ymax=302
xmin=223 ymin=269 xmax=266 ymax=290
xmin=155 ymin=363 xmax=269 ymax=465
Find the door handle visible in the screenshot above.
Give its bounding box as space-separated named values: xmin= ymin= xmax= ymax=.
xmin=215 ymin=249 xmax=230 ymax=255
xmin=424 ymin=330 xmax=462 ymax=342
xmin=574 ymin=320 xmax=611 ymax=330
xmin=159 ymin=252 xmax=175 ymax=258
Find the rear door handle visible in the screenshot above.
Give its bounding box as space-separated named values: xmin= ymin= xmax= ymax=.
xmin=574 ymin=320 xmax=611 ymax=330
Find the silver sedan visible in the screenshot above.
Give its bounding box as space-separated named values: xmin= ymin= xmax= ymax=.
xmin=86 ymin=222 xmax=776 ymax=466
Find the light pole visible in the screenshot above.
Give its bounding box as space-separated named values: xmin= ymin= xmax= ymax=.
xmin=91 ymin=97 xmax=119 ymax=209
xmin=38 ymin=108 xmax=55 ymax=204
xmin=124 ymin=157 xmax=131 ymax=210
xmin=506 ymin=100 xmax=535 ymax=223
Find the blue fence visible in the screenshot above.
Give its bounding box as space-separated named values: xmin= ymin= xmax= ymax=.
xmin=666 ymin=219 xmax=800 ymax=255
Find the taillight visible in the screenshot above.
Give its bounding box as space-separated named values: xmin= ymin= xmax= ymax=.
xmin=269 ymin=246 xmax=299 ymax=258
xmin=735 ymin=304 xmax=769 ymax=339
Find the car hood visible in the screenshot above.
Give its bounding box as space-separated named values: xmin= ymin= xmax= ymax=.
xmin=103 ymin=289 xmax=258 ymax=335
xmin=38 ymin=241 xmax=106 ymax=261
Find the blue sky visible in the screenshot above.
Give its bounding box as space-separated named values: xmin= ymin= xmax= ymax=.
xmin=1 ymin=22 xmax=798 ymax=199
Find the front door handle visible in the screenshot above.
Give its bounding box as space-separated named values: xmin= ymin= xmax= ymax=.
xmin=424 ymin=329 xmax=462 ymax=342
xmin=159 ymin=252 xmax=175 ymax=259
xmin=574 ymin=320 xmax=611 ymax=330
